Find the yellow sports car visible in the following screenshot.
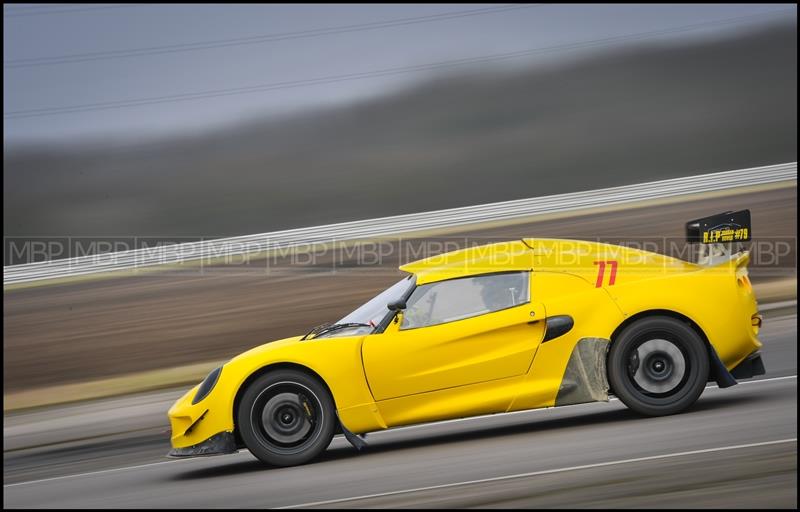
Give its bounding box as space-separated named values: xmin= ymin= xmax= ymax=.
xmin=168 ymin=210 xmax=764 ymax=466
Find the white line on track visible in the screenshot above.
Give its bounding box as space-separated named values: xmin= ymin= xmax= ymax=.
xmin=277 ymin=438 xmax=798 ymax=509
xmin=2 ymin=459 xmax=186 ymax=488
xmin=4 ymin=374 xmax=796 ymax=489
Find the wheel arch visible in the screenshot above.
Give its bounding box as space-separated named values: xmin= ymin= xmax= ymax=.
xmin=610 ymin=309 xmax=710 ymax=347
xmin=231 ymin=362 xmax=341 ymax=446
xmin=609 ymin=308 xmax=732 ymax=386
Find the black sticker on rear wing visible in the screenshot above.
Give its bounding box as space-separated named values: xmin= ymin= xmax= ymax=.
xmin=686 ymin=210 xmax=751 ymax=244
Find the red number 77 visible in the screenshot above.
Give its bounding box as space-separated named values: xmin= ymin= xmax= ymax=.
xmin=594 ymin=260 xmax=618 ymax=287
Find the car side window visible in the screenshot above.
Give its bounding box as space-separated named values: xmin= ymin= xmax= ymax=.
xmin=400 ymin=271 xmax=530 ymax=330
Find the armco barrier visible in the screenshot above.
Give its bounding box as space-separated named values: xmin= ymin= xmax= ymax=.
xmin=3 ymin=162 xmax=796 ymax=285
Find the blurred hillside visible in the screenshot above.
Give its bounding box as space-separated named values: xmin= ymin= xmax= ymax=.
xmin=3 ymin=22 xmax=797 ymax=243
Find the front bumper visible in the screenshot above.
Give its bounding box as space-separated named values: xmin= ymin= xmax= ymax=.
xmin=168 ymin=379 xmax=237 ymax=451
xmin=167 ymin=431 xmax=238 ymax=458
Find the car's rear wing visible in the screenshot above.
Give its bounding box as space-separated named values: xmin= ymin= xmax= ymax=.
xmin=685 ymin=210 xmax=751 ymax=265
xmin=686 ymin=209 xmax=751 ymax=244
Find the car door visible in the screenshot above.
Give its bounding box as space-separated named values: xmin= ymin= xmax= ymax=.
xmin=362 ymin=271 xmax=546 ymax=401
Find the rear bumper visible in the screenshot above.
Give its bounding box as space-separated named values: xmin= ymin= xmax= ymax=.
xmin=166 ymin=431 xmax=238 ymax=458
xmin=730 ymin=352 xmax=766 ymax=380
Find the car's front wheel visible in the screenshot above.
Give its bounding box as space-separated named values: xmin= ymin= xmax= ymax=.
xmin=237 ymin=369 xmax=335 ymax=466
xmin=607 ymin=316 xmax=709 ymax=416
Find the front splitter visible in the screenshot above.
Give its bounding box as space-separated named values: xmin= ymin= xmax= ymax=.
xmin=167 ymin=431 xmax=238 ymax=458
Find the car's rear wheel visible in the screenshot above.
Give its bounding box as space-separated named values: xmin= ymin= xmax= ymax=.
xmin=237 ymin=369 xmax=335 ymax=466
xmin=608 ymin=316 xmax=709 ymax=416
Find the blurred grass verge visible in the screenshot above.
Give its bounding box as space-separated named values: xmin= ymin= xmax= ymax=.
xmin=3 ymin=361 xmax=221 ymax=412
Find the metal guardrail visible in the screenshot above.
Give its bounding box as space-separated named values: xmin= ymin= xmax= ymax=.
xmin=3 ymin=162 xmax=796 ymax=285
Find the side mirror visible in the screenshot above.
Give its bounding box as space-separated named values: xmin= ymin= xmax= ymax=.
xmin=387 ymin=299 xmax=407 ymax=311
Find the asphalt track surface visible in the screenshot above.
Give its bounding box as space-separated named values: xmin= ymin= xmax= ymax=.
xmin=4 ymin=312 xmax=796 ymax=508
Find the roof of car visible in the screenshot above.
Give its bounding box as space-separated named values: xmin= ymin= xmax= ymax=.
xmin=399 ymin=240 xmax=532 ymax=285
xmin=399 ymin=238 xmax=697 ymax=285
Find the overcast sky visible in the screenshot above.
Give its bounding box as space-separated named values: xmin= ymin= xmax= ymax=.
xmin=3 ymin=3 xmax=795 ymax=147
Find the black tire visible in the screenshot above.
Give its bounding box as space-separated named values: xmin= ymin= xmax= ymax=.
xmin=237 ymin=369 xmax=335 ymax=467
xmin=608 ymin=316 xmax=709 ymax=416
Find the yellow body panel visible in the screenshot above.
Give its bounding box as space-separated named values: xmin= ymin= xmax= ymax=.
xmin=399 ymin=240 xmax=535 ymax=285
xmin=169 ymin=334 xmax=381 ymax=448
xmin=363 ymin=302 xmax=546 ymax=401
xmin=510 ymin=271 xmax=626 ymax=411
xmin=610 ymin=252 xmax=761 ymax=368
xmin=375 ymin=374 xmax=525 ymax=427
xmin=169 ymin=238 xmax=762 ymax=450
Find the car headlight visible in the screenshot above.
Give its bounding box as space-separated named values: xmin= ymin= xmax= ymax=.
xmin=192 ymin=366 xmax=222 ymax=405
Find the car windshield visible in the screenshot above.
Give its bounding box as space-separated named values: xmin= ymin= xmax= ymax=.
xmin=310 ymin=276 xmax=414 ymax=339
xmin=337 ymin=275 xmax=415 ymax=327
